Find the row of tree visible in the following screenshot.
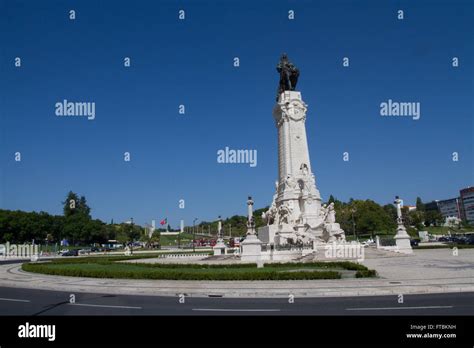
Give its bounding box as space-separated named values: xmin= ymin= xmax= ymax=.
xmin=1 ymin=192 xmax=468 ymax=245
xmin=0 ymin=191 xmax=143 ymax=245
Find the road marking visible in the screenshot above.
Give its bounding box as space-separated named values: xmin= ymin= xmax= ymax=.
xmin=68 ymin=303 xmax=142 ymax=309
xmin=346 ymin=305 xmax=453 ymax=311
xmin=0 ymin=297 xmax=31 ymax=303
xmin=192 ymin=308 xmax=281 ymax=312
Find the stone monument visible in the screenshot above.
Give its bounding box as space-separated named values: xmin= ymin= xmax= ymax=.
xmin=393 ymin=196 xmax=413 ymax=254
xmin=213 ymin=216 xmax=227 ymax=255
xmin=240 ymin=196 xmax=263 ymax=262
xmin=259 ymin=54 xmax=346 ymax=247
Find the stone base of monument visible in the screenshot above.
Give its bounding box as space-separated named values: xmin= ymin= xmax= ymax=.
xmin=213 ymin=239 xmax=227 ymax=256
xmin=240 ymin=234 xmax=263 ymax=262
xmin=394 ymin=226 xmax=413 ymax=254
xmin=259 ymin=224 xmax=300 ymax=246
xmin=257 ymin=225 xmax=279 ymax=244
xmin=260 ymin=249 xmax=303 ymax=262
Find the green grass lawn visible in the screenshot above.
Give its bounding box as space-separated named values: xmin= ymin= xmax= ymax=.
xmin=22 ymin=256 xmax=376 ymax=280
xmin=422 ymin=226 xmax=473 ymax=235
xmin=422 ymin=226 xmax=452 ymax=235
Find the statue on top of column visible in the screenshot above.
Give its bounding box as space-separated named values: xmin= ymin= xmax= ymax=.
xmin=276 ymin=53 xmax=300 ymax=100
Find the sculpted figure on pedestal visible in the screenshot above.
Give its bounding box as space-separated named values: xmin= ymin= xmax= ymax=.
xmin=262 ymin=200 xmax=278 ymax=225
xmin=278 ymin=201 xmax=294 ymax=225
xmin=323 ymin=203 xmax=345 ymax=242
xmin=300 ymin=163 xmax=309 ymax=176
xmin=326 ymin=203 xmax=336 ymax=223
xmin=319 ymin=204 xmax=328 ymax=220
xmin=285 ymin=174 xmax=296 ymax=190
xmin=276 ymin=53 xmax=300 ymax=101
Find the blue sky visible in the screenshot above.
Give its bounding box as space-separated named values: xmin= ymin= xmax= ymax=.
xmin=1 ymin=0 xmax=473 ymax=227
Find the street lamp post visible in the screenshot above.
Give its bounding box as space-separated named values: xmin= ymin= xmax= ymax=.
xmin=351 ymin=208 xmax=356 ymax=241
xmin=193 ymin=218 xmax=198 ymax=252
xmin=130 ymin=217 xmax=134 ymax=255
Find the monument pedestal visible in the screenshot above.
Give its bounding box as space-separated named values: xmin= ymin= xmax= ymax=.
xmin=257 ymin=225 xmax=279 ymax=244
xmin=213 ymin=239 xmax=227 ymax=256
xmin=240 ymin=234 xmax=262 ymax=262
xmin=394 ymin=225 xmax=413 ymax=254
xmin=260 ymin=82 xmax=346 ymax=246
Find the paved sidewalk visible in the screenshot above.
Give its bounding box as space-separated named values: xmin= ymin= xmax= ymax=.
xmin=0 ymin=249 xmax=472 ymax=298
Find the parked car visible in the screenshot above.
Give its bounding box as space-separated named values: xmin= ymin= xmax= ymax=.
xmin=362 ymin=238 xmax=375 ymax=247
xmin=410 ymin=239 xmax=420 ymax=247
xmin=438 ymin=236 xmax=450 ymax=242
xmin=466 ymin=236 xmax=474 ymax=245
xmin=61 ymin=249 xmax=79 ymax=256
xmin=450 ymin=236 xmax=466 ymax=245
xmin=78 ymin=248 xmax=91 ymax=255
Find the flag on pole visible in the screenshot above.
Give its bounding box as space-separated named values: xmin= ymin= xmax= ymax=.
xmin=160 ymin=218 xmax=167 ymax=226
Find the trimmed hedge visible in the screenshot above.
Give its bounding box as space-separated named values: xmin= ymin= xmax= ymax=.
xmin=355 ymin=269 xmax=377 ymax=278
xmin=22 ymin=263 xmax=341 ymax=280
xmin=50 ymin=257 xmax=372 ymax=271
xmin=413 ymin=244 xmax=474 ymax=250
xmin=22 ymin=256 xmax=377 ymax=281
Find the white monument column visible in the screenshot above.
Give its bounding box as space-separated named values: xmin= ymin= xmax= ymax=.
xmin=272 ymin=91 xmax=324 ymax=237
xmin=258 ymin=54 xmax=346 ymax=249
xmin=393 ymin=196 xmax=413 ymax=254
xmin=240 ymin=196 xmax=262 ymax=262
xmin=213 ymin=215 xmax=226 ymax=255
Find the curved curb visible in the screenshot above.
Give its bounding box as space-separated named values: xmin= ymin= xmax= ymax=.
xmin=1 ymin=263 xmax=474 ymax=298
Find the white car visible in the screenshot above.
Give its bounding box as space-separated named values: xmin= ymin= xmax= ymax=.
xmin=361 ymin=239 xmax=375 ymax=247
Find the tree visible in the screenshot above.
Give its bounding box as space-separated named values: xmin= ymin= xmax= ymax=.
xmin=401 ymin=206 xmax=411 ymax=228
xmin=143 ymin=231 xmax=160 ymax=249
xmin=416 ymin=197 xmax=425 ymax=212
xmin=409 ymin=210 xmax=425 ymax=230
xmin=328 ymin=195 xmax=336 ymax=204
xmin=78 ymin=196 xmax=91 ymax=218
xmin=350 ymin=200 xmax=396 ymax=237
xmin=425 ymin=210 xmax=443 ymax=227
xmin=253 ymin=207 xmax=268 ymax=228
xmin=331 ymin=199 xmax=396 ymax=239
xmin=62 ymin=191 xmax=91 ymax=218
xmin=61 ymin=191 xmax=95 ymax=245
xmin=63 ymin=191 xmax=80 ymax=217
xmin=383 ymin=204 xmax=397 ymax=223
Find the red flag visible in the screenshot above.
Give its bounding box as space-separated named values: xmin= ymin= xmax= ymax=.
xmin=160 ymin=218 xmax=167 ymax=226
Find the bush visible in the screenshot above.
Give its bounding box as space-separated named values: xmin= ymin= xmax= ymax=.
xmin=355 ymin=269 xmax=377 ymax=278
xmin=22 ymin=262 xmax=341 ymax=280
xmin=52 ymin=257 xmax=370 ymax=271
xmin=414 ymin=244 xmax=474 ymax=250
xmin=22 ymin=257 xmax=376 ymax=281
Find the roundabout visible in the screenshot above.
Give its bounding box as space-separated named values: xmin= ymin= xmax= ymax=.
xmin=0 ymin=248 xmax=472 ymax=299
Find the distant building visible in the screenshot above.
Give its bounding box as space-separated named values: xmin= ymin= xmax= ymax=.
xmin=460 ymin=187 xmax=474 ymax=224
xmin=424 ymin=200 xmax=439 ymax=213
xmin=437 ymin=198 xmax=462 ymax=219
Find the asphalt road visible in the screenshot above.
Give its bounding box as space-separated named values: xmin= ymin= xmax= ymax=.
xmin=0 ymin=286 xmax=472 ymax=316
